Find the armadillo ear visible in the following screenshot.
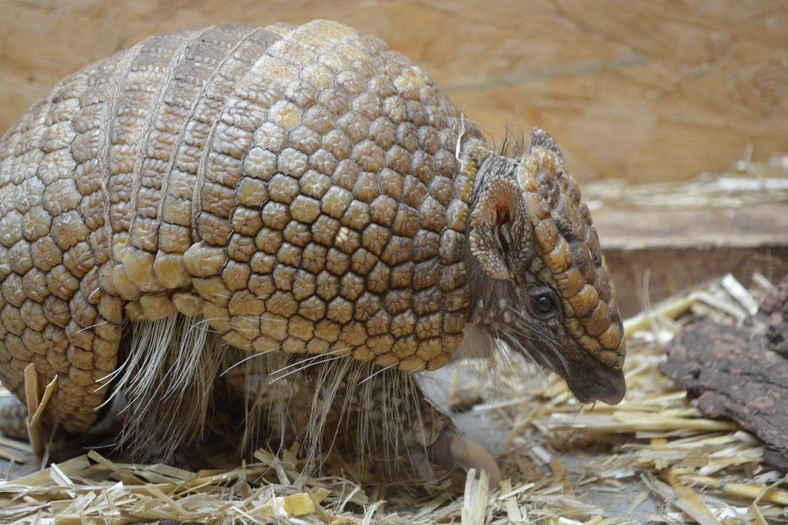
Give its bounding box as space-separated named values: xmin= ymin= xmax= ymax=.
xmin=468 ymin=177 xmax=525 ymax=280
xmin=527 ymin=127 xmax=563 ymax=159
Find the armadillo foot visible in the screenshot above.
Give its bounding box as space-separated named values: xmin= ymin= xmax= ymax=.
xmin=425 ymin=429 xmax=501 ymax=488
xmin=0 ymin=397 xmax=28 ymax=441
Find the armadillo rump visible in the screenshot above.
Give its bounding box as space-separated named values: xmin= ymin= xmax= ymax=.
xmin=0 ymin=20 xmax=626 ymax=484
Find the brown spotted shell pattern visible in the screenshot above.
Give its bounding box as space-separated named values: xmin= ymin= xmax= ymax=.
xmin=0 ymin=21 xmax=486 ymax=433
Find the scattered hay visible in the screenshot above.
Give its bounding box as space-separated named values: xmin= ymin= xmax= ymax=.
xmin=1 ymin=271 xmax=785 ymax=523
xmin=582 ymin=153 xmax=788 ymax=210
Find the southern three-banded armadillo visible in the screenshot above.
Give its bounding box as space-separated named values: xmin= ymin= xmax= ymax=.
xmin=0 ymin=20 xmax=625 ymax=482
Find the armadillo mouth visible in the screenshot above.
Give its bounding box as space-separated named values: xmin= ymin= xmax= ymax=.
xmin=522 ymin=335 xmax=627 ymax=405
xmin=515 ymin=334 xmax=627 ymax=405
xmin=567 ymin=366 xmax=626 ymax=405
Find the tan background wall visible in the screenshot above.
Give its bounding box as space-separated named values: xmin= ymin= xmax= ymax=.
xmin=1 ymin=0 xmax=786 ymax=185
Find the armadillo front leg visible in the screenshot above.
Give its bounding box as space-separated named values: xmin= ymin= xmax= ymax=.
xmin=234 ymin=354 xmax=499 ymax=482
xmin=398 ymin=389 xmax=502 ymax=485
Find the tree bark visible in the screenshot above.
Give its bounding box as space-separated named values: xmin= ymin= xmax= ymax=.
xmin=659 ymin=276 xmax=788 ymax=472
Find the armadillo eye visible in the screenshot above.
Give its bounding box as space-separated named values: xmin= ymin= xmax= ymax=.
xmin=530 ymin=292 xmax=558 ymax=318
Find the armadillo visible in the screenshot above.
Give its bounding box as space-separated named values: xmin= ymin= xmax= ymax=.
xmin=0 ymin=20 xmax=626 ymax=482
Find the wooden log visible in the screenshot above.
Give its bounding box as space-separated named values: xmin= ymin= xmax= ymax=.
xmin=659 ymin=278 xmax=788 ymax=471
xmin=755 ymin=275 xmax=788 ymax=359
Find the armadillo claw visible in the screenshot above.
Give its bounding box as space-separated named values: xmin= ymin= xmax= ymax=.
xmin=427 ymin=429 xmax=501 ymax=488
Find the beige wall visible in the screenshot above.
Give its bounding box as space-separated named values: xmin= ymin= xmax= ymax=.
xmin=2 ymin=0 xmax=786 ymax=184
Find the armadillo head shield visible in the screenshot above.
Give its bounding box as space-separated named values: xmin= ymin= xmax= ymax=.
xmin=467 ymin=128 xmax=626 ymax=405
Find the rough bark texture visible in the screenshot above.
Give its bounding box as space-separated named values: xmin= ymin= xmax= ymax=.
xmin=660 ymin=276 xmax=788 ymax=472
xmin=758 ymin=276 xmax=788 ymax=359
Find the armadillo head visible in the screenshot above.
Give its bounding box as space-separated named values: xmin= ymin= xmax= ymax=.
xmin=465 ymin=128 xmax=626 ymax=405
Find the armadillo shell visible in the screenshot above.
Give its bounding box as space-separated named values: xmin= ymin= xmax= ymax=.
xmin=0 ymin=21 xmax=484 ymax=433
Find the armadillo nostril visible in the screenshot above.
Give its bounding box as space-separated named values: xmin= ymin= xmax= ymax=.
xmin=600 ymin=369 xmax=627 ymax=405
xmin=570 ymin=368 xmax=627 ymax=406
